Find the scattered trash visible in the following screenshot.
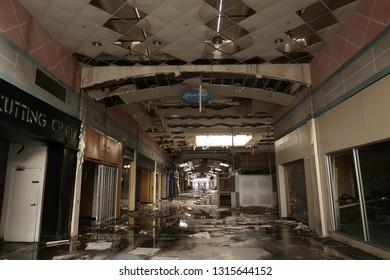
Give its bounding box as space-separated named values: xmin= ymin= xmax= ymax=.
xmin=184 ymin=212 xmax=191 ymax=217
xmin=179 ymin=220 xmax=188 ymax=228
xmin=139 ymin=230 xmax=148 ymax=235
xmin=45 ymin=240 xmax=69 ymax=247
xmin=231 ymin=235 xmax=246 ymax=241
xmin=85 ymin=241 xmax=112 ymax=251
xmin=191 ymin=232 xmax=211 ymax=239
xmin=293 ymin=224 xmax=310 ymax=233
xmin=129 ymin=247 xmax=160 ymax=256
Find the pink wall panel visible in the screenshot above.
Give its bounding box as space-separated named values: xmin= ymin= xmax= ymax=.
xmin=310 ymin=0 xmax=389 ymax=89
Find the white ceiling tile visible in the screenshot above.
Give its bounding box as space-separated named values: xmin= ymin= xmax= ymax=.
xmin=242 ymin=0 xmax=275 ymax=12
xmin=301 ymin=41 xmax=326 ymax=54
xmin=234 ymin=34 xmax=260 ymax=49
xmin=136 ymin=16 xmax=167 ymax=34
xmin=57 ymin=28 xmax=89 ymax=50
xmin=69 ymin=17 xmax=101 ymax=36
xmin=283 ymin=0 xmax=319 ymax=12
xmin=149 ymin=4 xmax=182 ymax=25
xmin=127 ymin=0 xmax=165 ymax=14
xmin=188 ymin=25 xmax=216 ymax=41
xmin=165 ymin=0 xmax=203 ymax=12
xmin=259 ymin=49 xmax=284 ymax=61
xmin=316 ymin=23 xmax=341 ymax=41
xmin=187 ymin=3 xmax=219 ymax=24
xmin=76 ymin=43 xmax=103 ymax=58
xmin=43 ymin=5 xmax=76 ymax=25
xmin=273 ymin=13 xmax=306 ymax=31
xmin=238 ymin=14 xmax=270 ymax=32
xmin=175 ymin=51 xmax=198 ymax=63
xmin=332 ymin=1 xmax=362 ymax=23
xmin=50 ymin=0 xmax=89 ymax=15
xmin=259 ymin=2 xmax=293 ymax=23
xmin=171 ymin=15 xmax=203 ymax=33
xmin=190 ymin=43 xmax=215 ymax=56
xmin=160 ymin=44 xmax=187 ymax=56
xmin=79 ymin=4 xmax=112 ymax=25
xmin=252 ymin=25 xmax=282 ymax=39
xmin=38 ymin=18 xmax=67 ymax=38
xmin=231 ymin=49 xmax=257 ymax=60
xmin=259 ymin=49 xmax=283 ymax=61
xmin=154 ymin=26 xmax=186 ymax=42
xmin=174 ymin=35 xmax=202 ymax=49
xmin=93 ymin=27 xmax=122 ymax=42
xmin=104 ymin=44 xmax=130 ymax=56
xmin=246 ymin=42 xmax=272 ymax=54
xmin=18 ymin=0 xmax=50 ymax=19
xmin=264 ymin=31 xmax=293 ymax=47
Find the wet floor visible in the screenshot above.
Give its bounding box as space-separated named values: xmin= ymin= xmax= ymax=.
xmin=0 ymin=191 xmax=381 ymax=260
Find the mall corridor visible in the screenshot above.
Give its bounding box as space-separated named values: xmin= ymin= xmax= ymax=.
xmin=0 ymin=190 xmax=380 ymax=260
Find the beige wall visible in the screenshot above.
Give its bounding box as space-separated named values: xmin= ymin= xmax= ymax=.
xmin=275 ymin=74 xmax=390 ymax=240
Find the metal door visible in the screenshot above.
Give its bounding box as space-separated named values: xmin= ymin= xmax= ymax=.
xmin=5 ymin=168 xmax=42 ymax=242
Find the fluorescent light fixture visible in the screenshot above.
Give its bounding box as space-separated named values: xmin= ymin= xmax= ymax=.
xmin=220 ymin=162 xmax=229 ymax=167
xmin=214 ymin=168 xmax=222 ymax=172
xmin=179 ymin=163 xmax=188 ymax=167
xmin=196 ymin=134 xmax=252 ymax=147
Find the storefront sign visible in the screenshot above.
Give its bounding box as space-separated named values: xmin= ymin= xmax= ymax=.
xmin=180 ymin=87 xmax=212 ymax=104
xmin=0 ymin=79 xmax=80 ymax=148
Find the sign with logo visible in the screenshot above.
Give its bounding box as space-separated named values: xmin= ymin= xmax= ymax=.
xmin=180 ymin=87 xmax=212 ymax=104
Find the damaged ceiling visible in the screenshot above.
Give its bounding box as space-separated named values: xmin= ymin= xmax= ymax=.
xmin=18 ymin=0 xmax=363 ymax=172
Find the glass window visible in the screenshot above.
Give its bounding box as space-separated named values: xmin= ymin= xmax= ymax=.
xmin=328 ymin=140 xmax=390 ymax=249
xmin=358 ymin=142 xmax=390 ymax=248
xmin=329 ymin=151 xmax=364 ymax=241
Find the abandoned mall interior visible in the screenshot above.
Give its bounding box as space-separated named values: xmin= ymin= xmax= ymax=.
xmin=0 ymin=0 xmax=389 ymax=260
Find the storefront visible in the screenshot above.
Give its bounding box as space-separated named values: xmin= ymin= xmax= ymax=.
xmin=79 ymin=126 xmax=122 ymax=226
xmin=0 ymin=78 xmax=81 ymax=242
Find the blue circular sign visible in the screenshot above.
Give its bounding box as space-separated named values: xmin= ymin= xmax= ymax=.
xmin=180 ymin=87 xmax=212 ymax=104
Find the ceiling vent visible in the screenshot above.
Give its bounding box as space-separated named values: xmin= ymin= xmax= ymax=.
xmin=35 ymin=69 xmax=66 ymax=102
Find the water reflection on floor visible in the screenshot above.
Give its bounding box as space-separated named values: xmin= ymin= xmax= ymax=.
xmin=0 ymin=191 xmax=381 ymax=260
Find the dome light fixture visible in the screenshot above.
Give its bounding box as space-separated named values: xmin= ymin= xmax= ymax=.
xmin=212 ymin=34 xmax=224 ymax=45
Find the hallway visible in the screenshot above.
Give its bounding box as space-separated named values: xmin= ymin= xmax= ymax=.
xmin=0 ymin=190 xmax=380 ymax=260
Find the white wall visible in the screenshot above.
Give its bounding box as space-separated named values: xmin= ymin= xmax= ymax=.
xmin=275 ymin=74 xmax=390 ymax=238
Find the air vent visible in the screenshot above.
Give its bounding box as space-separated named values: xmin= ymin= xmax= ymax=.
xmin=35 ymin=69 xmax=66 ymax=102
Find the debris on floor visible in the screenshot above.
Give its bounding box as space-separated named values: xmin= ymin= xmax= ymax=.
xmin=129 ymin=247 xmax=160 ymax=256
xmin=85 ymin=241 xmax=112 ymax=251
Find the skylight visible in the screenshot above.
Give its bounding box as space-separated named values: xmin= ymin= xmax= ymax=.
xmin=196 ymin=135 xmax=252 ymax=147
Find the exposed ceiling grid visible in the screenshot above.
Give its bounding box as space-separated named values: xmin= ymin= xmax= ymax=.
xmin=17 ymin=0 xmax=362 ymax=172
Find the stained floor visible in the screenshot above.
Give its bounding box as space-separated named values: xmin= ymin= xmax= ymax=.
xmin=0 ymin=191 xmax=381 ymax=260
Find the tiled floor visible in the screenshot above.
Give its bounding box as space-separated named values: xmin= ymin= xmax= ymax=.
xmin=0 ymin=191 xmax=381 ymax=260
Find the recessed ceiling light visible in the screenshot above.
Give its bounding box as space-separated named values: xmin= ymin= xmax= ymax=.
xmin=153 ymin=40 xmax=162 ymax=46
xmin=92 ymin=41 xmax=102 ymax=47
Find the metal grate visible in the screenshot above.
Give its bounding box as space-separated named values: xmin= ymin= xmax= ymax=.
xmin=285 ymin=160 xmax=308 ymax=223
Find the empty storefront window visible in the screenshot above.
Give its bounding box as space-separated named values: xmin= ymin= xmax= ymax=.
xmin=328 ymin=151 xmax=364 ymax=241
xmin=285 ymin=159 xmax=308 ymax=223
xmin=328 ymin=141 xmax=390 ymax=249
xmin=358 ymin=142 xmax=390 ymax=248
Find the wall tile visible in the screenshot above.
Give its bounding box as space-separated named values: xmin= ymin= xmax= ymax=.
xmin=371 ymin=0 xmax=390 ymax=25
xmin=348 ymin=14 xmax=369 ymax=48
xmin=363 ymin=20 xmax=387 ymax=46
xmin=343 ymin=47 xmax=374 ymax=80
xmin=0 ymin=0 xmax=18 ymax=31
xmin=344 ymin=61 xmax=375 ymax=92
xmin=12 ymin=0 xmax=30 ymax=25
xmin=343 ymin=41 xmax=360 ymax=62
